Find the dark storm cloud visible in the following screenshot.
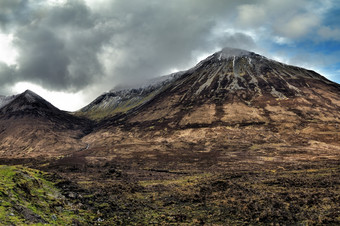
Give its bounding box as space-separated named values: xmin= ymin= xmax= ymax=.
xmin=0 ymin=62 xmax=15 ymax=84
xmin=0 ymin=63 xmax=17 ymax=94
xmin=0 ymin=0 xmax=30 ymax=30
xmin=0 ymin=0 xmax=259 ymax=93
xmin=0 ymin=0 xmax=114 ymax=92
xmin=214 ymin=32 xmax=256 ymax=51
xmin=94 ymin=0 xmax=256 ymax=89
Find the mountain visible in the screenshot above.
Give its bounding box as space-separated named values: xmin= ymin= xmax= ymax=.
xmin=0 ymin=90 xmax=92 ymax=159
xmin=82 ymin=47 xmax=340 ymax=169
xmin=89 ymin=47 xmax=339 ymax=127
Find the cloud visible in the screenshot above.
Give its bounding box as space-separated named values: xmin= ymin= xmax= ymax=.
xmin=213 ymin=32 xmax=256 ymax=51
xmin=274 ymin=14 xmax=320 ymax=38
xmin=0 ymin=0 xmax=29 ymax=30
xmin=318 ymin=26 xmax=340 ymax=41
xmin=1 ymin=0 xmax=259 ymax=93
xmin=0 ymin=0 xmax=113 ymax=92
xmin=68 ymin=0 xmax=259 ymax=90
xmin=237 ymin=4 xmax=266 ymax=28
xmin=236 ymin=0 xmax=325 ymax=39
xmin=0 ymin=62 xmax=17 ymax=93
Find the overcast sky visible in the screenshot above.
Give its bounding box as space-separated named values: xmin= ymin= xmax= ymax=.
xmin=0 ymin=0 xmax=339 ymax=110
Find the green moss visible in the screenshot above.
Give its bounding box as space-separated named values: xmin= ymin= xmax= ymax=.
xmin=0 ymin=165 xmax=94 ymax=225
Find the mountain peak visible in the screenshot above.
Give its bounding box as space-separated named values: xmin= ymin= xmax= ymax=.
xmin=21 ymin=89 xmax=44 ymax=103
xmin=23 ymin=89 xmax=40 ymax=97
xmin=23 ymin=89 xmax=35 ymax=94
xmin=217 ymin=47 xmax=252 ymax=59
xmin=0 ymin=89 xmax=60 ymax=117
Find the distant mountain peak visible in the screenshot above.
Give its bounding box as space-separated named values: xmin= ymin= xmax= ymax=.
xmin=0 ymin=89 xmax=60 ymax=117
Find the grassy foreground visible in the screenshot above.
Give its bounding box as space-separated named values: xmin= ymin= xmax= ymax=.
xmin=0 ymin=165 xmax=95 ymax=225
xmin=0 ymin=163 xmax=339 ymax=225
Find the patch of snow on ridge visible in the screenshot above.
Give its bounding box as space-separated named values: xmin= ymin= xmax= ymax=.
xmin=81 ymin=72 xmax=184 ymax=113
xmin=110 ymin=71 xmax=183 ymax=93
xmin=0 ymin=95 xmax=17 ymax=109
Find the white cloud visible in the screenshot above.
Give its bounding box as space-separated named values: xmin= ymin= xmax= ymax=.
xmin=274 ymin=14 xmax=320 ymax=38
xmin=273 ymin=36 xmax=293 ymax=45
xmin=236 ymin=0 xmax=328 ymax=39
xmin=237 ymin=4 xmax=266 ymax=28
xmin=0 ymin=33 xmax=17 ymax=65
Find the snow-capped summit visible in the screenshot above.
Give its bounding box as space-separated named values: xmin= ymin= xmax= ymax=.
xmin=21 ymin=89 xmax=45 ymax=104
xmin=215 ymin=47 xmax=253 ymax=60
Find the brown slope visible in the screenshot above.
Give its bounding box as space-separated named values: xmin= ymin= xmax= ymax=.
xmin=0 ymin=90 xmax=93 ymax=159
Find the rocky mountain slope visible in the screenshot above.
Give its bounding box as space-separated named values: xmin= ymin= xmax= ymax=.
xmin=76 ymin=73 xmax=182 ymax=120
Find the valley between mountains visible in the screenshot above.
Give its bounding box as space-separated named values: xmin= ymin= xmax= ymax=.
xmin=0 ymin=48 xmax=339 ymax=225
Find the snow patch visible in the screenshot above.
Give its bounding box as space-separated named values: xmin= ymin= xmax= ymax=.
xmin=0 ymin=95 xmax=17 ymax=109
xmin=195 ymin=74 xmax=216 ymax=95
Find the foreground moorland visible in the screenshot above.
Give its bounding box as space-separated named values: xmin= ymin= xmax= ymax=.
xmin=0 ymin=158 xmax=339 ymax=225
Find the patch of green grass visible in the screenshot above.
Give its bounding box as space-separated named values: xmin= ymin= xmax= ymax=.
xmin=0 ymin=165 xmax=95 ymax=225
